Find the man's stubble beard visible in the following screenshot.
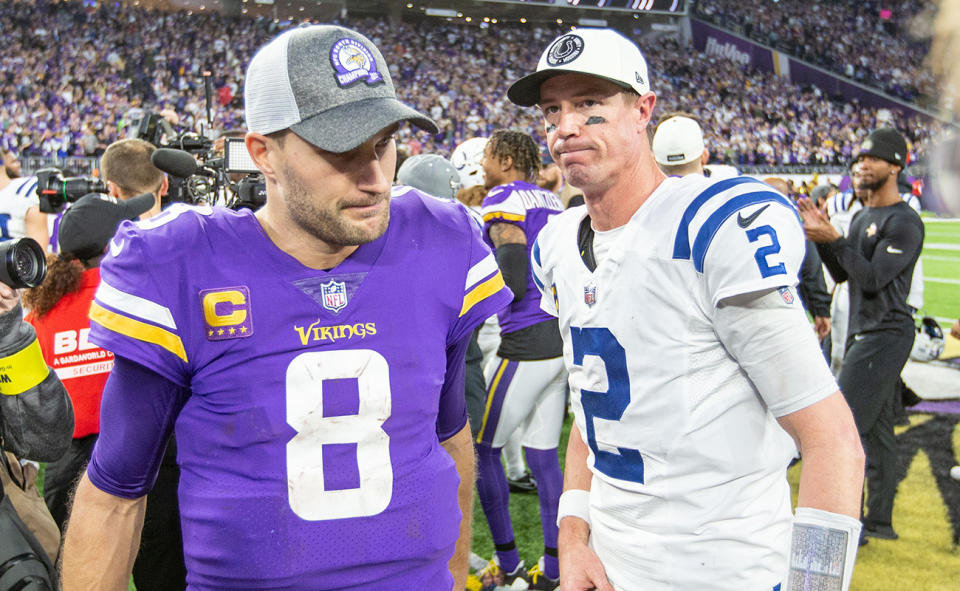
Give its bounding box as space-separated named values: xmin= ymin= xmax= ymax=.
xmin=281 ymin=163 xmax=390 ymax=247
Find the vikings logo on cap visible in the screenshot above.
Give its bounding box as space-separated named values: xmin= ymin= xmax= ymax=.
xmin=547 ymin=34 xmax=584 ymax=66
xmin=330 ymin=38 xmax=383 ymax=88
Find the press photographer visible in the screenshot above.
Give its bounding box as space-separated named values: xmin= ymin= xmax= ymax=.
xmin=0 ymin=252 xmax=74 ymax=589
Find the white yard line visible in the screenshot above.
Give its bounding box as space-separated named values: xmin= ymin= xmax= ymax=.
xmin=922 ymin=254 xmax=960 ymax=262
xmin=926 ymin=277 xmax=960 ymax=285
xmin=924 ymin=243 xmax=960 ymax=251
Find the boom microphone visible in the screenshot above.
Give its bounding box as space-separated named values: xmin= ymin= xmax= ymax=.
xmin=152 ymin=148 xmax=200 ymax=178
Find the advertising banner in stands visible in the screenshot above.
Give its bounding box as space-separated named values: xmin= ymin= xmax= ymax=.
xmin=689 ymin=18 xmax=928 ymax=118
xmin=689 ymin=19 xmax=774 ymax=71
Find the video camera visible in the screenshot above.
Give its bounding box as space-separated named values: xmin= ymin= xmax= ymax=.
xmin=149 ymin=138 xmax=265 ymax=211
xmin=34 ymin=168 xmax=106 ymax=214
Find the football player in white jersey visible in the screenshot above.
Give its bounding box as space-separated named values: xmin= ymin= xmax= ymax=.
xmin=0 ymin=149 xmax=49 ymax=249
xmin=507 ymin=28 xmax=865 ymax=591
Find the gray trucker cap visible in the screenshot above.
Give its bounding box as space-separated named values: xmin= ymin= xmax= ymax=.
xmin=244 ymin=25 xmax=438 ymax=153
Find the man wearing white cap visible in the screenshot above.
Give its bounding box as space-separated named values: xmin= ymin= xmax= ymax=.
xmin=62 ymin=25 xmax=512 ymax=590
xmin=651 ymin=113 xmax=709 ymax=177
xmin=509 ymin=28 xmax=865 ymax=591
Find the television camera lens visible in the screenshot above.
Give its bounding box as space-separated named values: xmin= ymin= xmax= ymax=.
xmin=0 ymin=238 xmax=47 ymax=289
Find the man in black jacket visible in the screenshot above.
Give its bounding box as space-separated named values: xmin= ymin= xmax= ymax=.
xmin=799 ymin=127 xmax=923 ymax=542
xmin=0 ymin=283 xmax=73 ymax=461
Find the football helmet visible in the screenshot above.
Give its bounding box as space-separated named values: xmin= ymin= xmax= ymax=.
xmin=910 ymin=316 xmax=945 ymax=361
xmin=450 ymin=137 xmax=488 ymax=189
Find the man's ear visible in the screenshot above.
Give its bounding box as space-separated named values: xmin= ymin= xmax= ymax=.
xmin=106 ymin=180 xmax=123 ymax=199
xmin=631 ymin=92 xmax=657 ymax=133
xmin=246 ymin=132 xmax=277 ymax=181
xmin=501 ymin=154 xmax=514 ymax=172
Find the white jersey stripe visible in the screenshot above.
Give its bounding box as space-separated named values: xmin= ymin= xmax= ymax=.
xmin=465 ymin=252 xmax=499 ymax=291
xmin=96 ymin=279 xmax=178 ymax=331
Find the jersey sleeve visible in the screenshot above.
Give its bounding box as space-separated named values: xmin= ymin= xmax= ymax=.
xmin=698 ymin=192 xmax=806 ymax=308
xmin=481 ymin=185 xmax=526 ymax=230
xmin=436 ymin=335 xmax=470 ymax=442
xmin=530 ymin=232 xmax=558 ymax=317
xmin=87 ymin=356 xmax=190 ymax=498
xmin=87 ymin=217 xmax=192 ymax=387
xmin=449 ymin=209 xmax=513 ymax=344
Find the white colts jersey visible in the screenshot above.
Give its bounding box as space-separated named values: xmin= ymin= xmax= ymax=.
xmin=0 ymin=177 xmax=39 ymax=241
xmin=533 ymin=175 xmax=833 ymax=590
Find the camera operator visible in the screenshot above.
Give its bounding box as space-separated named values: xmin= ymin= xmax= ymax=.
xmin=0 ymin=283 xmax=73 ymax=461
xmin=99 ymin=139 xmax=166 ymax=219
xmin=0 ymin=149 xmax=50 ymax=250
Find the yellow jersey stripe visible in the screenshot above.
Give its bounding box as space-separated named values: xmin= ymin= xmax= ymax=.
xmin=460 ymin=272 xmax=506 ymax=317
xmin=90 ymin=302 xmax=188 ymax=363
xmin=476 ymin=359 xmax=508 ymax=443
xmin=482 ymin=212 xmax=525 ymax=223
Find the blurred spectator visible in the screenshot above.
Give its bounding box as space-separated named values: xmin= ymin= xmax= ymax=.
xmin=0 ymin=149 xmax=48 ymax=249
xmin=696 ymin=0 xmax=938 ymax=103
xmin=0 ymin=0 xmax=944 ymax=169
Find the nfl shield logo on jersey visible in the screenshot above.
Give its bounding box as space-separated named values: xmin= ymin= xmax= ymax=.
xmin=321 ymin=279 xmax=348 ymax=313
xmin=778 ymin=286 xmax=795 ymax=305
xmin=584 ymin=284 xmax=597 ymax=307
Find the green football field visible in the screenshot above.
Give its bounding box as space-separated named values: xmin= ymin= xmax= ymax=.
xmin=919 ymin=217 xmax=960 ymax=329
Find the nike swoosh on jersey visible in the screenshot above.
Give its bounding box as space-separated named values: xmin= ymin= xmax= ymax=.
xmin=109 ymin=238 xmax=125 ymax=257
xmin=737 ymin=204 xmax=771 ymax=228
xmin=886 ymin=245 xmax=903 ymax=254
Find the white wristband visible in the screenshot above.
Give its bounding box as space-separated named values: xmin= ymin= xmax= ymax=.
xmin=784 ymin=507 xmax=862 ymax=591
xmin=556 ymin=489 xmax=591 ymax=528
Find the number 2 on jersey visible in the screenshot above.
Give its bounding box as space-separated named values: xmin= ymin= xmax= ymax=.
xmin=570 ymin=327 xmax=644 ymax=484
xmin=286 ymin=350 xmax=392 ymax=520
xmin=746 ymin=224 xmax=787 ymax=278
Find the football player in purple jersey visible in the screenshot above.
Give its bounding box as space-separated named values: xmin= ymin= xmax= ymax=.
xmin=475 ymin=129 xmax=566 ymax=588
xmin=61 ymin=25 xmax=512 ymax=591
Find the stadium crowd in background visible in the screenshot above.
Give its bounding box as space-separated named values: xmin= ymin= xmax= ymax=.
xmin=695 ymin=0 xmax=938 ymax=103
xmin=0 ymin=0 xmax=945 ymax=170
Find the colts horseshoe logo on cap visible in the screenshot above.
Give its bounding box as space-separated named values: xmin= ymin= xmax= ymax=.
xmin=330 ymin=38 xmax=384 ymax=87
xmin=547 ymin=34 xmax=584 ymax=66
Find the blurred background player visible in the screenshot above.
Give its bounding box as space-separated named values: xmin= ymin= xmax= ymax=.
xmin=801 ymin=127 xmax=925 ymax=543
xmin=0 ymin=149 xmax=49 ymax=250
xmin=475 ymin=129 xmax=566 ymax=588
xmin=452 ymin=136 xmax=535 ymax=494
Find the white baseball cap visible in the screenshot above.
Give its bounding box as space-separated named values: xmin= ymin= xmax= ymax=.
xmin=652 ymin=116 xmax=705 ymax=166
xmin=508 ymin=28 xmax=650 ymax=107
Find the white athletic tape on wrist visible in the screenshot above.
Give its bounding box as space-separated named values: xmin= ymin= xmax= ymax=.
xmin=784 ymin=507 xmax=862 ymax=591
xmin=556 ymin=489 xmax=591 ymax=528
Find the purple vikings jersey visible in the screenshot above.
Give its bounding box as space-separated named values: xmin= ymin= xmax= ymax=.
xmin=86 ymin=189 xmax=512 ymax=590
xmin=481 ymin=180 xmax=563 ymax=334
